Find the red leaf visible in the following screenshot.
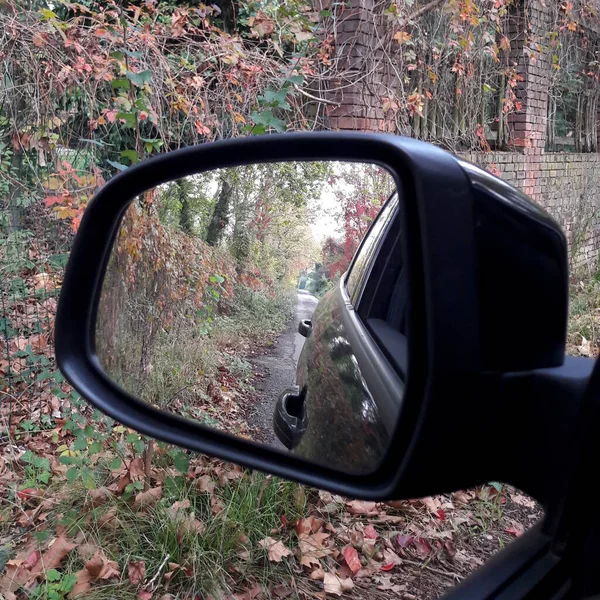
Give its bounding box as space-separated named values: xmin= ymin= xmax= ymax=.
xmin=44 ymin=196 xmax=65 ymax=208
xmin=437 ymin=509 xmax=446 ymax=521
xmin=505 ymin=525 xmax=524 ymax=537
xmin=364 ymin=525 xmax=378 ymax=539
xmin=395 ymin=534 xmax=412 ymax=548
xmin=343 ymin=546 xmax=361 ymax=575
xmin=381 ymin=563 xmax=395 ymax=571
xmin=413 ymin=537 xmax=432 ymax=557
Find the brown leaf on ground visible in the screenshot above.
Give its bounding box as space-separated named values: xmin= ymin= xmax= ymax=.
xmin=421 ymin=496 xmax=441 ymax=514
xmin=299 ymin=532 xmax=331 ymax=567
xmin=137 ymin=587 xmax=154 ymax=599
xmin=452 ymin=490 xmax=475 ymax=505
xmin=196 ymin=474 xmax=215 ymax=494
xmin=343 ymin=546 xmax=361 ymax=574
xmin=234 ymin=582 xmax=264 ymax=600
xmin=30 ymin=535 xmax=76 ymax=576
xmin=167 ymin=499 xmax=190 ymax=519
xmin=413 ymin=537 xmax=432 ymax=558
xmin=511 ymin=493 xmax=537 ymax=509
xmin=258 ymin=537 xmax=292 ymax=562
xmin=70 ymin=550 xmax=118 ymax=597
xmin=133 ymin=486 xmax=162 ymax=511
xmin=505 ymin=523 xmax=525 ymax=537
xmin=309 ymin=567 xmax=325 ymax=580
xmin=128 ymin=560 xmax=146 ymax=585
xmin=383 ymin=548 xmax=403 ymax=566
xmin=346 ymin=500 xmax=378 ymax=515
xmin=323 ymin=572 xmax=354 ymax=596
xmin=294 ymin=515 xmax=324 ymax=535
xmin=86 ymin=487 xmax=112 ymax=508
xmin=0 ymin=564 xmax=32 ymax=593
xmin=129 ymin=457 xmax=146 ymax=481
xmin=384 ymin=500 xmax=406 ymax=510
xmin=97 ymin=507 xmax=118 ymax=530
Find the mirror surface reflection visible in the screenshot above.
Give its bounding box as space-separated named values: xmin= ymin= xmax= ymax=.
xmin=96 ymin=161 xmax=405 ymax=474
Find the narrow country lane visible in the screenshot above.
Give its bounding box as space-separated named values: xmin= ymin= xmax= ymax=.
xmin=250 ymin=290 xmax=319 ymax=448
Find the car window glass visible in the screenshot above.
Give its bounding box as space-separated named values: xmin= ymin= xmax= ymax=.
xmin=346 ymin=193 xmax=399 ymax=306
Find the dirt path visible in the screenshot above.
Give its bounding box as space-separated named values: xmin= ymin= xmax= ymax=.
xmin=249 ymin=290 xmax=318 ymax=448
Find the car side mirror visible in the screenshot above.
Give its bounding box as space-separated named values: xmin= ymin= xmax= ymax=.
xmin=298 ymin=319 xmax=312 ymax=338
xmin=56 ymin=132 xmax=579 ymax=504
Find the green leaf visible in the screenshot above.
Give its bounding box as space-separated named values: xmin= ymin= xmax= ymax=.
xmin=249 ymin=110 xmax=286 ymax=133
xmin=110 ymin=51 xmax=124 ymax=60
xmin=115 ymin=112 xmax=136 ymax=128
xmin=126 ymin=69 xmax=152 ymax=87
xmin=36 ymin=369 xmax=53 ymax=382
xmin=88 ymin=441 xmax=102 ymax=455
xmin=173 ymin=451 xmax=189 ymax=474
xmin=66 ymin=467 xmax=78 ymax=483
xmin=109 ymin=457 xmax=122 ymax=470
xmin=74 ymin=436 xmax=87 ymax=451
xmin=120 ymin=149 xmax=139 ymax=164
xmin=46 ymin=569 xmax=61 ymax=582
xmin=126 ymin=433 xmax=139 ymax=444
xmin=60 ymin=573 xmax=77 ymax=592
xmin=107 ymin=160 xmax=128 ymax=171
xmin=111 ymin=78 xmax=130 ymax=90
xmin=80 ymin=467 xmax=96 ymax=490
xmin=133 ymin=439 xmax=145 ymax=454
xmin=489 ymin=481 xmax=503 ymax=493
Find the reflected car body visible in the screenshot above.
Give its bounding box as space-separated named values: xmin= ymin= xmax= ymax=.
xmin=274 ymin=192 xmax=406 ymax=473
xmin=293 ymin=289 xmax=390 ymax=473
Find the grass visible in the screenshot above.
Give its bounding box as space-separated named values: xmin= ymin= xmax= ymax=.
xmin=43 ymin=469 xmax=307 ymax=599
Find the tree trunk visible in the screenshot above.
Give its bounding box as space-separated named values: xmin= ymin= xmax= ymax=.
xmin=206 ymin=179 xmax=232 ymax=246
xmin=178 ymin=179 xmax=193 ymax=234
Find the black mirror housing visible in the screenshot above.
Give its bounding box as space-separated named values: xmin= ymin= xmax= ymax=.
xmin=56 ymin=132 xmax=587 ymax=505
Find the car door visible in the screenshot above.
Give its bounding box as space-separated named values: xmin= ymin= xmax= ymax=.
xmin=292 ymin=192 xmax=407 ymax=474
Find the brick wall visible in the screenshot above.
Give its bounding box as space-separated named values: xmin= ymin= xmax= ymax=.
xmin=461 ymin=152 xmax=600 ymax=269
xmin=321 ymin=0 xmax=600 ymax=269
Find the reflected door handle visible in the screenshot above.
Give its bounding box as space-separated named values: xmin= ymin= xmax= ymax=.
xmin=273 ymin=386 xmax=308 ymax=450
xmin=298 ymin=319 xmax=312 ymax=337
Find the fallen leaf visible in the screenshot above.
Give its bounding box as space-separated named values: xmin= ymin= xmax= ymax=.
xmin=258 ymin=537 xmax=291 ymax=562
xmin=309 ymin=567 xmax=325 ymax=580
xmin=452 ymin=490 xmax=474 ymax=505
xmin=364 ymin=525 xmax=378 ymax=539
xmin=87 ymin=487 xmax=112 ymax=508
xmin=511 ymin=493 xmax=537 ymax=509
xmin=413 ymin=537 xmax=432 ymax=557
xmin=128 ymin=560 xmax=146 ymax=585
xmin=138 ymin=588 xmax=154 ymax=600
xmin=196 ymin=475 xmax=215 ymax=494
xmin=421 ymin=496 xmax=441 ymax=514
xmin=129 ymin=457 xmax=146 ymax=481
xmin=323 ymin=572 xmax=354 ymax=596
xmin=294 ymin=516 xmax=324 ymax=535
xmin=505 ymin=524 xmax=524 ymax=537
xmin=343 ymin=546 xmax=361 ymax=574
xmin=346 ymin=500 xmax=378 ymax=515
xmin=299 ymin=532 xmax=331 ymax=567
xmin=383 ymin=548 xmax=402 ymax=566
xmin=133 ymin=486 xmax=162 ymax=511
xmin=97 ymin=507 xmax=118 ymax=530
xmin=31 ymin=536 xmax=76 ymax=576
xmin=234 ymin=582 xmax=264 ymax=600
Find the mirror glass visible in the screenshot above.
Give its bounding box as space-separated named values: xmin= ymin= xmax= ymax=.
xmin=95 ymin=161 xmax=405 ymax=475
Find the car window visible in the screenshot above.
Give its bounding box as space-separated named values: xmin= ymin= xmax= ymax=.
xmin=346 ymin=193 xmax=399 ymax=306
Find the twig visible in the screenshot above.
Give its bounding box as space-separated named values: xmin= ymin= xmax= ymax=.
xmin=401 ymin=0 xmax=447 ymax=25
xmin=146 ymin=553 xmax=170 ymax=590
xmin=293 ymin=84 xmax=340 ymax=106
xmin=403 ymin=558 xmax=462 ymax=581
